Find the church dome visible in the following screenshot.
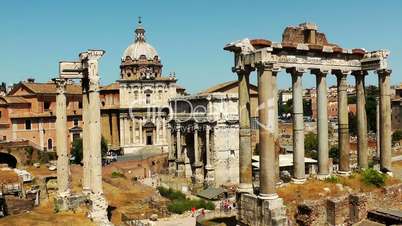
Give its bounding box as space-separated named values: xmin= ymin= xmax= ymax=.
xmin=122 ymin=19 xmax=159 ymax=61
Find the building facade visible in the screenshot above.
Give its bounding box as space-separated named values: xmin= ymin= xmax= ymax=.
xmin=0 ymin=81 xmax=83 ymax=151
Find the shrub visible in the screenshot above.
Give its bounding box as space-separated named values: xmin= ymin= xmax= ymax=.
xmin=111 ymin=171 xmax=125 ymax=178
xmin=325 ymin=175 xmax=340 ymax=183
xmin=361 ymin=168 xmax=386 ymax=188
xmin=158 ymin=186 xmax=215 ymax=214
xmin=392 ymin=129 xmax=402 ymax=144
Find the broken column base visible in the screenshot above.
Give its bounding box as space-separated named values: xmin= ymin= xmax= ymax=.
xmin=54 ymin=193 xmax=87 ymax=212
xmin=237 ymin=193 xmax=288 ymax=226
xmin=175 ymin=160 xmax=185 ymax=177
xmin=337 ymin=170 xmax=352 ymax=177
xmin=168 ymin=160 xmax=176 ymax=176
xmin=88 ymin=193 xmax=113 ymax=226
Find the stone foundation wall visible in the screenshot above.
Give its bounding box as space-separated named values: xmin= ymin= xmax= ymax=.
xmin=238 ymin=193 xmax=287 ymax=226
xmin=294 ymin=183 xmax=402 ymax=226
xmin=4 ymin=195 xmax=34 ymax=215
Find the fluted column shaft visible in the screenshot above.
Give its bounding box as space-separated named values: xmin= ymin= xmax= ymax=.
xmin=55 ymin=79 xmax=70 ymax=196
xmin=237 ymin=70 xmax=253 ymax=193
xmin=176 ymin=124 xmax=182 ymax=160
xmin=354 ymin=71 xmax=368 ymax=169
xmin=205 ymin=125 xmax=211 ymax=167
xmin=193 ymin=124 xmax=201 ymax=165
xmin=336 ymin=71 xmax=351 ymax=173
xmin=313 ymin=70 xmax=329 ymax=176
xmin=289 ymin=68 xmax=306 ymax=182
xmin=258 ymin=65 xmax=278 ymax=198
xmin=378 ymin=69 xmax=392 ymax=173
xmin=88 ymin=59 xmax=103 ymax=195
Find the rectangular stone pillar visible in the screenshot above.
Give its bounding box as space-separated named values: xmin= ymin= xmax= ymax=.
xmin=176 ymin=123 xmax=184 ymax=177
xmin=205 ymin=124 xmax=214 ymax=185
xmin=354 ymin=71 xmax=369 ymax=169
xmin=335 ymin=71 xmax=351 ymax=174
xmin=237 ymin=69 xmax=253 ymax=193
xmin=168 ymin=125 xmax=176 ymax=175
xmin=313 ymin=69 xmax=330 ymax=177
xmin=288 ymin=68 xmax=306 ymax=182
xmin=132 ymin=118 xmax=136 ymax=144
xmin=257 ymin=65 xmax=278 ymax=198
xmin=378 ymin=69 xmax=392 ymax=173
xmin=55 ymin=79 xmax=70 ymax=197
xmin=139 ymin=118 xmax=143 ymax=145
xmin=193 ymin=124 xmax=203 ymax=185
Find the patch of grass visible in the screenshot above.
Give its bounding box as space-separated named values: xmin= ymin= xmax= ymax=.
xmin=111 ymin=171 xmax=125 ymax=178
xmin=325 ymin=175 xmax=340 ymax=183
xmin=157 ymin=186 xmax=215 ymax=214
xmin=361 ymin=168 xmax=387 ymax=188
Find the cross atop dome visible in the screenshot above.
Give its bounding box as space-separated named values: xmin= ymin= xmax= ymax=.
xmin=135 ymin=16 xmax=145 ymax=42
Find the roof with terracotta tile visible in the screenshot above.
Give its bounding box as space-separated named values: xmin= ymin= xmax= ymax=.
xmin=9 ymin=82 xmax=82 ymax=96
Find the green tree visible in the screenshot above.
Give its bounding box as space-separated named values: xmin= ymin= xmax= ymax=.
xmin=349 ymin=113 xmax=358 ymax=136
xmin=366 ymin=86 xmax=379 ymax=132
xmin=305 ymin=132 xmax=318 ymax=159
xmin=329 ymin=146 xmax=339 ymax=164
xmin=303 ymin=99 xmax=312 ymax=117
xmin=71 ymin=138 xmax=83 ymax=164
xmin=71 ymin=136 xmax=108 ymax=164
xmin=392 ymin=129 xmax=402 ymax=144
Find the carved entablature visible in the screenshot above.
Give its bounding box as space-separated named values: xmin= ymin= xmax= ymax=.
xmin=234 ymin=46 xmax=389 ymax=73
xmin=225 ymin=24 xmax=391 ymax=74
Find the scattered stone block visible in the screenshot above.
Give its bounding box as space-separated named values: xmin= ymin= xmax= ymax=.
xmin=326 ymin=196 xmax=349 ymax=226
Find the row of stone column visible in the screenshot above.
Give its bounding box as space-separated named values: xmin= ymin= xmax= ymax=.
xmin=236 ymin=65 xmax=393 ymax=198
xmin=168 ymin=123 xmax=214 ymax=184
xmin=119 ymin=116 xmax=167 ymax=146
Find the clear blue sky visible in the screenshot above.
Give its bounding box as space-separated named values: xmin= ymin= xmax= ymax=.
xmin=1 ymin=0 xmax=401 ymax=93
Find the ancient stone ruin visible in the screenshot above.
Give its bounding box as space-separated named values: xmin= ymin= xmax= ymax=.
xmin=54 ymin=50 xmax=112 ymax=225
xmin=224 ymin=22 xmax=393 ymax=226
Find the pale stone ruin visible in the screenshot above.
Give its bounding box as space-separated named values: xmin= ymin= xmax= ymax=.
xmin=168 ymin=93 xmax=240 ymax=187
xmin=54 ymin=50 xmax=112 ymax=225
xmin=224 ymin=23 xmax=393 ymax=226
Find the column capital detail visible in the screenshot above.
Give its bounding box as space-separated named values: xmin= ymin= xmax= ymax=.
xmin=332 ymin=69 xmax=351 ymax=77
xmin=376 ymin=69 xmax=392 ymax=77
xmin=234 ymin=66 xmax=254 ymax=76
xmin=54 ymin=78 xmax=67 ymax=94
xmin=311 ymin=69 xmax=329 ymax=76
xmin=352 ymin=70 xmax=368 ymax=77
xmin=286 ymin=67 xmax=306 ymax=76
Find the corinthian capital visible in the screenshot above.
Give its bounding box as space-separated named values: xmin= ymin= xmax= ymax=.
xmin=54 ymin=78 xmax=67 ymax=94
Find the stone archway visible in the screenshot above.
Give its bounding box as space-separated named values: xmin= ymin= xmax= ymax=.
xmin=0 ymin=152 xmax=17 ymax=168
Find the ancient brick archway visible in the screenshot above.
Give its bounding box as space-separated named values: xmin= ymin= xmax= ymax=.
xmin=0 ymin=152 xmax=17 ymax=168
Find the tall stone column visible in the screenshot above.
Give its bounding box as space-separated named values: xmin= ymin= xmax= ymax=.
xmin=168 ymin=125 xmax=176 ymax=175
xmin=205 ymin=124 xmax=214 ymax=185
xmin=272 ymin=71 xmax=280 ymax=184
xmin=139 ymin=118 xmax=143 ymax=145
xmin=175 ymin=123 xmax=184 ymax=177
xmin=288 ymin=68 xmax=306 ymax=183
xmin=55 ymin=78 xmax=71 ymax=198
xmin=354 ymin=71 xmax=369 ymax=169
xmin=193 ymin=124 xmax=203 ymax=184
xmin=335 ymin=71 xmax=351 ymax=174
xmin=132 ymin=118 xmax=136 ymax=144
xmin=312 ymin=69 xmax=330 ymax=178
xmin=237 ymin=69 xmax=253 ymax=193
xmin=83 ymin=50 xmax=110 ymax=224
xmin=156 ymin=117 xmax=160 ymax=145
xmin=87 ymin=55 xmax=103 ymax=196
xmin=82 ymin=78 xmax=91 ymax=193
xmin=377 ymin=69 xmax=392 ymax=174
xmin=258 ymin=65 xmax=278 ymax=198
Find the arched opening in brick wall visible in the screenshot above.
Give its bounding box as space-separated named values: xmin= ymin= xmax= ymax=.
xmin=0 ymin=152 xmax=17 ymax=168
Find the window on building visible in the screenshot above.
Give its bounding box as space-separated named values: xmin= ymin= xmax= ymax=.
xmin=44 ymin=101 xmax=51 ymax=111
xmin=25 ymin=120 xmax=32 ymax=130
xmin=0 ymin=111 xmax=2 ymax=119
xmin=78 ymin=102 xmax=82 ymax=109
xmin=48 ymin=139 xmax=53 ymax=150
xmin=146 ymin=94 xmax=151 ymax=104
